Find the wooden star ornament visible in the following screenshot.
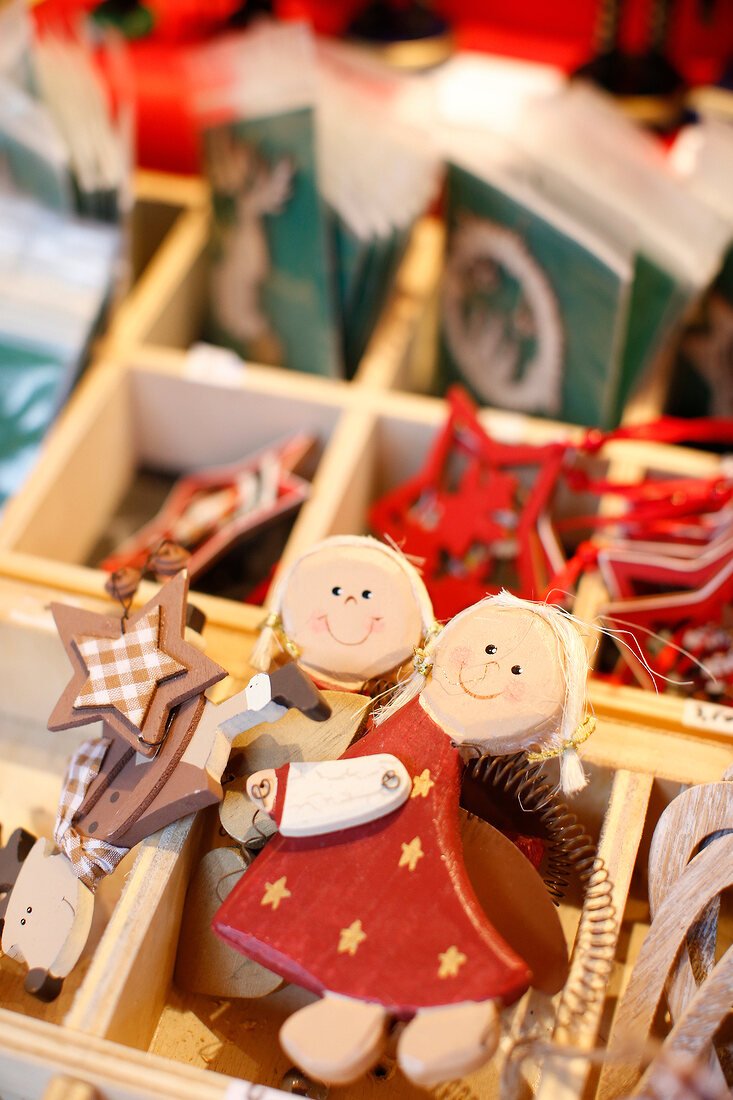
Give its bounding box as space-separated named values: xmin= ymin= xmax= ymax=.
xmin=48 ymin=572 xmax=227 ymax=756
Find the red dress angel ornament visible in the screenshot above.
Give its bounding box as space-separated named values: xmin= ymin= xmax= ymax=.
xmin=214 ymin=591 xmax=595 ymax=1087
xmin=178 ymin=535 xmax=439 ymax=999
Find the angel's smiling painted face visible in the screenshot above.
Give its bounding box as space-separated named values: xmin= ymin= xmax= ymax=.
xmin=421 ymin=606 xmax=566 ymax=750
xmin=282 ymin=546 xmax=424 ymax=684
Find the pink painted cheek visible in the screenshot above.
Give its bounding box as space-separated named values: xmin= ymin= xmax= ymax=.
xmin=442 ymin=644 xmax=473 ymax=675
xmin=371 ymin=618 xmax=387 ymax=633
xmin=500 ymin=682 xmax=525 ymax=703
xmin=305 ymin=611 xmax=329 ymax=633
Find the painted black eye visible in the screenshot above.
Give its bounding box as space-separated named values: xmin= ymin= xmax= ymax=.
xmin=485 ymin=644 xmax=497 ymax=655
xmin=20 ymin=918 xmax=25 ymax=925
xmin=26 ymin=907 xmax=31 ymax=913
xmin=362 ymin=590 xmax=373 ymax=599
xmin=511 ymin=665 xmax=523 ymax=675
xmin=331 ymin=586 xmax=342 ymax=596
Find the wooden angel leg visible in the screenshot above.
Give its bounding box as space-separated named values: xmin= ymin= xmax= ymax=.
xmin=279 ymin=994 xmax=388 ymax=1085
xmin=397 ymin=1000 xmax=500 ymax=1088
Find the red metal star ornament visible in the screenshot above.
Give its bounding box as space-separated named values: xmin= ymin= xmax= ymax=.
xmin=369 ymin=387 xmax=569 ymax=619
xmin=599 ymin=538 xmax=733 ymax=693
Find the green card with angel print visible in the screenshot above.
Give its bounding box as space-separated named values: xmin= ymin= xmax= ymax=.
xmin=441 ymin=162 xmax=634 ymax=429
xmin=205 ymin=108 xmax=341 ymax=379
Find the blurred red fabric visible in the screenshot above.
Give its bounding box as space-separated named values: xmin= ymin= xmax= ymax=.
xmin=31 ymin=0 xmax=733 ymax=173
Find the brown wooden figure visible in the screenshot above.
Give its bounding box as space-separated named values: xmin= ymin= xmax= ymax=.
xmin=57 ymin=661 xmax=330 ymax=855
xmin=251 ymin=535 xmax=435 ymax=693
xmin=214 ymin=591 xmax=595 ymax=1088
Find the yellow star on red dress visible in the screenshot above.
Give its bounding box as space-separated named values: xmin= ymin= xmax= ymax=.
xmin=261 ymin=877 xmax=291 ymax=910
xmin=399 ymin=836 xmax=424 ymax=872
xmin=73 ymin=607 xmax=185 ymax=729
xmin=411 ymin=769 xmax=435 ymax=798
xmin=338 ymin=920 xmax=367 ymax=956
xmin=438 ymin=945 xmax=467 ymax=979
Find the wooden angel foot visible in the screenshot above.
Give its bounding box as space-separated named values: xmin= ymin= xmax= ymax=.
xmin=279 ymin=994 xmax=388 ymax=1085
xmin=397 ymin=1000 xmax=500 ymax=1088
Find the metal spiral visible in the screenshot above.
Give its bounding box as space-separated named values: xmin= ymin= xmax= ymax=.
xmin=466 ymin=751 xmax=617 ymax=1031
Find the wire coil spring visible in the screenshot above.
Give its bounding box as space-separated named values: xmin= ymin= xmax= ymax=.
xmin=466 ymin=751 xmax=617 ymax=1032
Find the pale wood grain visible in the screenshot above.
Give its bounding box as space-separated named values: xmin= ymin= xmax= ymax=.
xmin=535 ymin=769 xmax=654 ymax=1100
xmin=598 ymin=832 xmax=733 ymax=1099
xmin=636 ymin=943 xmax=733 ymax=1095
xmin=42 ymin=1078 xmax=100 ymax=1100
xmin=648 ymin=784 xmax=733 ymax=1025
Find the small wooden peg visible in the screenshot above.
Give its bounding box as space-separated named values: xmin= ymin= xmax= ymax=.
xmin=397 ymin=1000 xmax=500 ymax=1088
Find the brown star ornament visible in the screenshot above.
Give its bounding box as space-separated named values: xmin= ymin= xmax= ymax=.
xmin=48 ymin=572 xmax=227 ymax=756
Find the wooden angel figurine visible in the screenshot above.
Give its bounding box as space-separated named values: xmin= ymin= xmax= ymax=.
xmin=182 ymin=535 xmax=437 ymax=996
xmin=215 ymin=533 xmax=436 ymax=854
xmin=250 ymin=534 xmax=436 ymax=695
xmin=214 ymin=591 xmax=595 ymax=1088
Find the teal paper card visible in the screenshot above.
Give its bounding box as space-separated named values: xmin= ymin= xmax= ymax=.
xmin=441 ymin=163 xmax=630 ymax=429
xmin=0 ymin=343 xmax=67 ymax=509
xmin=665 ymin=246 xmax=733 ymax=418
xmin=331 ymin=211 xmax=410 ymax=377
xmin=206 ymin=108 xmax=341 ymax=378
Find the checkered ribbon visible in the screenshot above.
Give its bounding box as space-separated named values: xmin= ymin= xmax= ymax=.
xmin=54 ymin=737 xmax=129 ymax=890
xmin=73 ymin=607 xmax=185 ymax=730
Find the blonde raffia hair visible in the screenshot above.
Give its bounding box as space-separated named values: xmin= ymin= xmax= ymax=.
xmin=250 ymin=535 xmax=436 ymax=673
xmin=373 ymin=590 xmax=594 ymax=796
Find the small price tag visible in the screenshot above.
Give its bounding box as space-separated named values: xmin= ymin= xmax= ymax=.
xmin=682 ymin=698 xmax=733 ymax=740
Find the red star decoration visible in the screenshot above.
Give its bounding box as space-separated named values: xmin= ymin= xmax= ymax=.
xmin=599 ymin=537 xmax=733 ymax=692
xmin=101 ymin=433 xmax=314 ymax=580
xmin=599 ymin=533 xmax=733 ymax=602
xmin=369 ymin=387 xmax=569 ymax=618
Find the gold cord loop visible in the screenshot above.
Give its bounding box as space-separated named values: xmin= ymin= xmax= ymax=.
xmin=527 ymin=715 xmax=596 ymax=763
xmin=413 ymin=646 xmax=433 ymax=677
xmin=412 ymin=620 xmax=444 ymax=677
xmin=259 ymin=611 xmax=302 ymax=660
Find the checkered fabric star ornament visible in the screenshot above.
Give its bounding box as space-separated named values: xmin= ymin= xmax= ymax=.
xmin=72 ymin=606 xmax=185 ymax=729
xmin=48 ymin=572 xmax=227 ymax=756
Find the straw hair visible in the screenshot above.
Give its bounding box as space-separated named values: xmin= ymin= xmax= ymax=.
xmin=251 ymin=535 xmax=435 ymax=672
xmin=374 ymin=590 xmax=593 ymax=795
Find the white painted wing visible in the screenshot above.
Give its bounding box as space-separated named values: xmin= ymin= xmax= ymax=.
xmin=278 ymin=754 xmax=411 ymax=837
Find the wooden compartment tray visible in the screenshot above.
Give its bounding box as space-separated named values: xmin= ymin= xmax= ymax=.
xmin=0 ymin=349 xmax=359 ymax=597
xmin=0 ymin=677 xmax=730 ymax=1100
xmin=0 ymin=182 xmax=729 ymax=1095
xmin=1 ymin=355 xmax=727 ymax=742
